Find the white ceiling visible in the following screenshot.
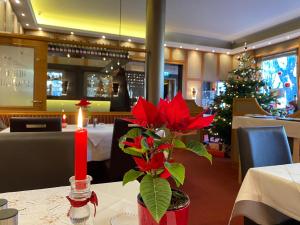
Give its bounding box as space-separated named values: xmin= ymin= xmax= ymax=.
xmin=12 ymin=0 xmax=300 ymax=50
xmin=166 ymin=0 xmax=300 ymax=41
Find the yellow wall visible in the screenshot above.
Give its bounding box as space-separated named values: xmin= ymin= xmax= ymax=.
xmin=47 ymin=100 xmax=111 ymax=112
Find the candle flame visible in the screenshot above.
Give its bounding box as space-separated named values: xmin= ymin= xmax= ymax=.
xmin=63 ymin=114 xmax=66 ymax=120
xmin=78 ymin=107 xmax=83 ymax=129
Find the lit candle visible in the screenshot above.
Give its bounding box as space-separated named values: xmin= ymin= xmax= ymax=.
xmin=62 ymin=114 xmax=67 ymax=128
xmin=75 ymin=107 xmax=87 ymax=182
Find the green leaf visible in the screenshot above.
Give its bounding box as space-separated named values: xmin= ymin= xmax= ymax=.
xmin=123 ymin=169 xmax=144 ymax=186
xmin=173 ymin=139 xmax=186 ymax=149
xmin=186 ymin=141 xmax=212 ymax=163
xmin=118 ymin=135 xmax=127 ymax=150
xmin=164 ymin=162 xmax=185 ymax=185
xmin=144 ymin=130 xmax=161 ymax=139
xmin=141 ymin=137 xmax=149 ymax=150
xmin=126 ymin=128 xmax=142 ymax=138
xmin=140 ymin=175 xmax=171 ymax=223
xmin=123 ymin=147 xmax=143 ymax=157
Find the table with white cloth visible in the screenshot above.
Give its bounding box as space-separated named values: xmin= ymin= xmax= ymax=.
xmin=232 ymin=116 xmax=300 ymax=162
xmin=0 ymin=181 xmax=139 ymax=225
xmin=1 ymin=124 xmax=114 ymax=162
xmin=230 ymin=163 xmax=300 ymax=225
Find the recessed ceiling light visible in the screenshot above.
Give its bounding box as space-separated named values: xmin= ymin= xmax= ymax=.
xmin=38 ymin=27 xmax=42 ymax=31
xmin=70 ymin=32 xmax=74 ymax=35
xmin=102 ymin=35 xmax=106 ymax=39
xmin=226 ymin=52 xmax=230 ymax=55
xmin=179 ymin=46 xmax=182 ymax=49
xmin=212 ymin=49 xmax=215 ymax=53
xmin=164 ymin=43 xmax=167 ymax=47
xmin=195 ymin=48 xmax=199 ymax=50
xmin=21 ymin=13 xmax=25 ymax=17
xmin=252 ymin=46 xmax=256 ymax=49
xmin=15 ymin=0 xmax=20 ymax=4
xmin=268 ymin=41 xmax=272 ymax=45
xmin=128 ymin=38 xmax=132 ymax=42
xmin=286 ymin=36 xmax=290 ymax=40
xmin=25 ymin=23 xmax=29 ymax=27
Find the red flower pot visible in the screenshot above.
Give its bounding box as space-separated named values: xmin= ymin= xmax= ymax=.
xmin=137 ymin=191 xmax=190 ymax=225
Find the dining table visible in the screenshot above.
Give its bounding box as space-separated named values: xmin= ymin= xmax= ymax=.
xmin=1 ymin=124 xmax=114 ymax=162
xmin=0 ymin=181 xmax=139 ymax=225
xmin=230 ymin=163 xmax=300 ymax=225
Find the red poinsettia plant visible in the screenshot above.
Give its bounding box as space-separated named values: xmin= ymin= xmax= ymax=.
xmin=119 ymin=92 xmax=214 ymax=222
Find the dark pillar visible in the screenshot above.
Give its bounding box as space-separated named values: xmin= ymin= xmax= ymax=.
xmin=145 ymin=0 xmax=166 ymax=105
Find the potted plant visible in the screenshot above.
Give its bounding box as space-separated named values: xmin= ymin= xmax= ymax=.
xmin=119 ymin=92 xmax=214 ymax=225
xmin=75 ymin=99 xmax=91 ymax=127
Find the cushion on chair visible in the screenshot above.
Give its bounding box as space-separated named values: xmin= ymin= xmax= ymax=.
xmin=0 ymin=132 xmax=74 ymax=193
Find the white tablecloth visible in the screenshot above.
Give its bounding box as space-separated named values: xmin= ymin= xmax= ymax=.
xmin=232 ymin=116 xmax=300 ymax=138
xmin=230 ymin=163 xmax=300 ymax=225
xmin=1 ymin=124 xmax=114 ymax=162
xmin=0 ymin=181 xmax=139 ymax=225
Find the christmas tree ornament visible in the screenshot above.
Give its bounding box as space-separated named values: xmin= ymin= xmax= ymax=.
xmin=284 ymin=82 xmax=291 ymax=88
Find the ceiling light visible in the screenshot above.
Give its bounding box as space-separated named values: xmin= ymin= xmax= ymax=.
xmin=102 ymin=35 xmax=106 ymax=39
xmin=268 ymin=41 xmax=272 ymax=45
xmin=15 ymin=0 xmax=20 ymax=4
xmin=179 ymin=46 xmax=182 ymax=49
xmin=195 ymin=48 xmax=199 ymax=50
xmin=67 ymin=54 xmax=70 ymax=58
xmin=70 ymin=32 xmax=74 ymax=35
xmin=252 ymin=46 xmax=256 ymax=49
xmin=164 ymin=43 xmax=167 ymax=47
xmin=21 ymin=13 xmax=25 ymax=17
xmin=38 ymin=27 xmax=42 ymax=31
xmin=226 ymin=52 xmax=230 ymax=55
xmin=128 ymin=38 xmax=132 ymax=42
xmin=25 ymin=23 xmax=29 ymax=27
xmin=286 ymin=36 xmax=290 ymax=40
xmin=212 ymin=50 xmax=215 ymax=53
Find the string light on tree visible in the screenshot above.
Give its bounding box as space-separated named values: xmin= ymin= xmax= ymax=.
xmin=208 ymin=43 xmax=278 ymax=145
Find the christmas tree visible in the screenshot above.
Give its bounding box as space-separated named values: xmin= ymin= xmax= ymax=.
xmin=208 ymin=48 xmax=277 ymax=145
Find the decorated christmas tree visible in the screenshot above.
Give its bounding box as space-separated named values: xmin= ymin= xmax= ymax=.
xmin=208 ymin=48 xmax=277 ymax=145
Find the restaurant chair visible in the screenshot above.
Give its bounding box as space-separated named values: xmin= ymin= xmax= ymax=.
xmin=0 ymin=132 xmax=74 ymax=193
xmin=106 ymin=118 xmax=137 ymax=182
xmin=237 ymin=126 xmax=299 ymax=225
xmin=10 ymin=117 xmax=62 ymax=132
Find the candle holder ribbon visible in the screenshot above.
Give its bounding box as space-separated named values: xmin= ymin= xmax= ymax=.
xmin=67 ymin=191 xmax=99 ymax=216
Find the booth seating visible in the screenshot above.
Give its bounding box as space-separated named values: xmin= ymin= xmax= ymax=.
xmin=10 ymin=117 xmax=62 ymax=132
xmin=0 ymin=132 xmax=74 ymax=193
xmin=0 ymin=112 xmax=132 ymax=127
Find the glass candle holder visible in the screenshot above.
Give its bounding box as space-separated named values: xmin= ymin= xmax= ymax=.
xmin=67 ymin=176 xmax=97 ymax=225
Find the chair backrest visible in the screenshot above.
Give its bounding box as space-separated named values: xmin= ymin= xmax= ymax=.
xmin=108 ymin=119 xmax=137 ymax=182
xmin=232 ymin=98 xmax=270 ymax=116
xmin=0 ymin=132 xmax=74 ymax=193
xmin=237 ymin=126 xmax=292 ymax=179
xmin=10 ymin=117 xmax=62 ymax=132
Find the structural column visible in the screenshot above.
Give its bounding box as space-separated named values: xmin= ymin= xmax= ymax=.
xmin=145 ymin=0 xmax=166 ymax=105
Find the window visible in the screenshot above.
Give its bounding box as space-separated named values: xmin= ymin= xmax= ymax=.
xmin=261 ymin=52 xmax=297 ymax=109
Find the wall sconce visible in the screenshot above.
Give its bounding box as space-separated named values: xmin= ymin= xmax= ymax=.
xmin=112 ymin=82 xmax=120 ymax=97
xmin=191 ymin=87 xmax=197 ymax=99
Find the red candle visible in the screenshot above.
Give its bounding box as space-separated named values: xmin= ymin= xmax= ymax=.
xmin=75 ymin=107 xmax=87 ymax=181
